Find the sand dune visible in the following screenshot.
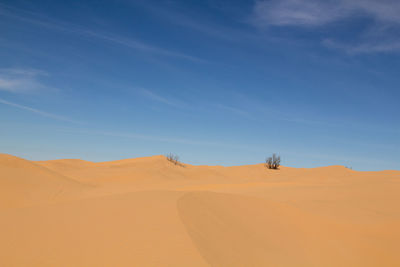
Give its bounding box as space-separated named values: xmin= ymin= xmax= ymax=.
xmin=0 ymin=153 xmax=399 ymax=266
xmin=0 ymin=154 xmax=90 ymax=210
xmin=178 ymin=191 xmax=400 ymax=267
xmin=0 ymin=191 xmax=207 ymax=267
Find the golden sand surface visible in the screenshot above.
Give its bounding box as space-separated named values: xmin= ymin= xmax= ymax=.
xmin=1 ymin=153 xmax=399 ymax=266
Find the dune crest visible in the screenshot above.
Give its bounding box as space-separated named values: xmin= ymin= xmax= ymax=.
xmin=0 ymin=154 xmax=90 ymax=209
xmin=0 ymin=153 xmax=399 ymax=266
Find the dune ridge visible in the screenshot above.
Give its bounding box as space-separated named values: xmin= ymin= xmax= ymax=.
xmin=0 ymin=153 xmax=399 ymax=266
xmin=0 ymin=154 xmax=90 ymax=209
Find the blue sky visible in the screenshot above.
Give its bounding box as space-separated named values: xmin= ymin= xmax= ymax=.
xmin=0 ymin=0 xmax=399 ymax=170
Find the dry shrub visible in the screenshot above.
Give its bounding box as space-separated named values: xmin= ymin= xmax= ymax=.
xmin=265 ymin=153 xmax=280 ymax=169
xmin=166 ymin=153 xmax=184 ymax=167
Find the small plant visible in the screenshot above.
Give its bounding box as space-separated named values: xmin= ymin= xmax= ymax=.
xmin=166 ymin=153 xmax=183 ymax=166
xmin=265 ymin=153 xmax=280 ymax=169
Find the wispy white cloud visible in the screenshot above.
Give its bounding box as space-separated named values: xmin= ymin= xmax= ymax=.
xmin=252 ymin=0 xmax=346 ymax=27
xmin=132 ymin=1 xmax=252 ymax=43
xmin=139 ymin=88 xmax=184 ymax=108
xmin=215 ymin=103 xmax=250 ymax=116
xmin=323 ymin=38 xmax=400 ymax=54
xmin=0 ymin=98 xmax=82 ymax=124
xmin=252 ymin=0 xmax=400 ymax=53
xmin=76 ymin=29 xmax=205 ymax=63
xmin=253 ymin=0 xmax=400 ymax=27
xmin=351 ymin=0 xmax=400 ymax=24
xmin=0 ymin=68 xmax=48 ymax=93
xmin=0 ymin=3 xmax=205 ymax=63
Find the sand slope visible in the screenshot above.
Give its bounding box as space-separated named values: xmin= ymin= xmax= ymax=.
xmin=0 ymin=154 xmax=89 ymax=209
xmin=1 ymin=153 xmax=399 ymax=266
xmin=0 ymin=191 xmax=207 ymax=267
xmin=178 ymin=191 xmax=400 ymax=267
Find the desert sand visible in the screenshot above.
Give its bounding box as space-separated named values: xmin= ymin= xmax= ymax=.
xmin=0 ymin=153 xmax=399 ymax=266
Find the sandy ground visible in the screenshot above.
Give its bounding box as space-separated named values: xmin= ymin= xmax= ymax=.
xmin=0 ymin=153 xmax=399 ymax=266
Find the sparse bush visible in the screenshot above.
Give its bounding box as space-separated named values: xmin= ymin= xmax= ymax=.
xmin=166 ymin=153 xmax=183 ymax=166
xmin=265 ymin=153 xmax=280 ymax=169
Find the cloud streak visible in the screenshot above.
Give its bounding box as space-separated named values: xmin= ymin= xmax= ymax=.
xmin=253 ymin=0 xmax=346 ymax=27
xmin=252 ymin=0 xmax=400 ymax=53
xmin=323 ymin=38 xmax=400 ymax=54
xmin=132 ymin=1 xmax=253 ymax=43
xmin=0 ymin=98 xmax=82 ymax=124
xmin=253 ymin=0 xmax=400 ymax=27
xmin=0 ymin=3 xmax=205 ymax=63
xmin=214 ymin=104 xmax=250 ymax=116
xmin=0 ymin=68 xmax=48 ymax=93
xmin=139 ymin=88 xmax=183 ymax=108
